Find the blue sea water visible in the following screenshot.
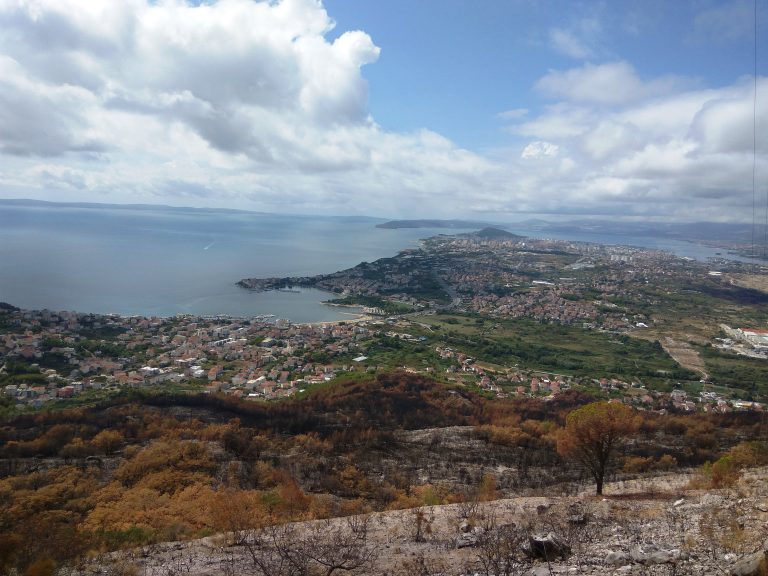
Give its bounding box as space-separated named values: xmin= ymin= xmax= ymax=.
xmin=0 ymin=204 xmax=473 ymax=321
xmin=0 ymin=203 xmax=749 ymax=321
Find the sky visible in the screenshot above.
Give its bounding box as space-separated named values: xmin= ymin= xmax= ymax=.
xmin=0 ymin=0 xmax=766 ymax=222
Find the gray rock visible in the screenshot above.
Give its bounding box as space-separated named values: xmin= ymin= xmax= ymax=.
xmin=455 ymin=533 xmax=478 ymax=548
xmin=527 ymin=566 xmax=569 ymax=576
xmin=605 ymin=550 xmax=630 ymax=565
xmin=629 ymin=543 xmax=681 ymax=565
xmin=701 ymin=494 xmax=725 ymax=506
xmin=456 ymin=527 xmax=485 ymax=549
xmin=567 ymin=513 xmax=587 ymax=525
xmin=730 ymin=551 xmax=768 ymax=576
xmin=527 ymin=532 xmax=571 ymax=560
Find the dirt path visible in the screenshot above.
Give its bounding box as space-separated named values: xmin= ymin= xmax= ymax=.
xmin=661 ymin=337 xmax=708 ymax=380
xmin=727 ymin=273 xmax=768 ymax=294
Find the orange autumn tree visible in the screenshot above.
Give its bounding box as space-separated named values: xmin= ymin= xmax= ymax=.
xmin=557 ymin=401 xmax=639 ymax=495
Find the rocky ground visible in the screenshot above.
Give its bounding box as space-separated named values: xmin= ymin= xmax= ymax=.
xmin=85 ymin=468 xmax=768 ymax=576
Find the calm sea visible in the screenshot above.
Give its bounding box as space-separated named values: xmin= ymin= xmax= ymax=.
xmin=0 ymin=203 xmax=745 ymax=321
xmin=0 ymin=204 xmax=474 ymax=321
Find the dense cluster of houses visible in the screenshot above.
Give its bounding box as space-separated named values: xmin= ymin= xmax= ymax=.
xmin=433 ymin=344 xmax=764 ymax=413
xmin=1 ymin=303 xmax=764 ymax=414
xmin=0 ymin=308 xmax=376 ymax=407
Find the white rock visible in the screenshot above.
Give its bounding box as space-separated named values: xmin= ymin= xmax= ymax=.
xmin=605 ymin=550 xmax=630 ymax=565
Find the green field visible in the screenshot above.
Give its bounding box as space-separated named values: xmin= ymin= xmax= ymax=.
xmin=325 ymin=295 xmax=414 ymax=315
xmin=696 ymin=344 xmax=768 ymax=399
xmin=400 ymin=314 xmax=698 ymax=389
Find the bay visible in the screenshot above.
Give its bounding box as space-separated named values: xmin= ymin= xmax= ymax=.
xmin=0 ymin=204 xmax=473 ymax=321
xmin=0 ymin=202 xmax=751 ymax=321
xmin=511 ymin=226 xmax=759 ymax=263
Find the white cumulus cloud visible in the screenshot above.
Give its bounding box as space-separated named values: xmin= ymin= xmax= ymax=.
xmin=536 ymin=61 xmax=691 ymax=106
xmin=0 ymin=0 xmax=510 ymax=214
xmin=502 ymin=62 xmax=768 ymax=221
xmin=0 ymin=1 xmax=764 ymax=223
xmin=0 ymin=0 xmax=498 ymax=216
xmin=521 ymin=141 xmax=560 ymax=159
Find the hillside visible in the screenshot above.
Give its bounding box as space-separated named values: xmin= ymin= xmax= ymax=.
xmin=1 ymin=371 xmax=767 ymax=575
xmin=469 ymin=226 xmax=525 ymax=240
xmin=83 ymin=468 xmax=768 ymax=575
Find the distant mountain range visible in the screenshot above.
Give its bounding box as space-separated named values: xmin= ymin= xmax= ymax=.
xmin=2 ymin=199 xmax=761 ymax=246
xmin=0 ymin=198 xmax=382 ymax=222
xmin=0 ymin=198 xmax=267 ymax=215
xmin=522 ymin=218 xmax=760 ymax=245
xmin=375 ymin=219 xmax=496 ymax=229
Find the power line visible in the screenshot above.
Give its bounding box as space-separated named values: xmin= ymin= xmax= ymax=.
xmin=751 ymin=0 xmax=757 ymax=263
xmin=762 ymin=0 xmax=768 ymax=260
xmin=751 ymin=0 xmax=766 ymax=263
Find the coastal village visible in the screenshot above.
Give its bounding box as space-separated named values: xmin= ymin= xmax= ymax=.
xmin=239 ymin=231 xmax=759 ymax=332
xmin=1 ymin=303 xmax=764 ymax=415
xmin=3 ymin=230 xmax=767 ymax=415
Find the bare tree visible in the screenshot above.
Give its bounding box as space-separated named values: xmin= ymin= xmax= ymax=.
xmin=474 ymin=512 xmax=529 ymax=576
xmin=159 ymin=549 xmax=194 ymax=576
xmin=411 ymin=507 xmax=434 ymax=543
xmin=243 ymin=522 xmax=308 ymax=576
xmin=455 ymin=486 xmax=480 ymax=529
xmin=397 ymin=553 xmax=433 ymax=576
xmin=302 ymin=516 xmax=379 ymax=576
xmin=218 ymin=550 xmax=238 ymax=576
xmin=538 ymin=502 xmax=598 ymax=574
xmin=241 ymin=515 xmax=378 ymax=576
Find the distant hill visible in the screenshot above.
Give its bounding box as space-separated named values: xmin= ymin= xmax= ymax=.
xmin=376 ymin=219 xmax=494 ymax=229
xmin=0 ymin=197 xmax=269 ymax=216
xmin=526 ymin=218 xmax=758 ymax=245
xmin=470 ymin=226 xmax=525 ymax=240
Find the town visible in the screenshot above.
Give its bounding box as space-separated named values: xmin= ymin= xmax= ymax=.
xmin=239 ymin=228 xmax=766 ymax=332
xmin=3 ymin=230 xmax=768 ymax=414
xmin=1 ymin=303 xmax=765 ymax=416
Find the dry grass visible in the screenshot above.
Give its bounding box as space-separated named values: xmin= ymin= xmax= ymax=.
xmin=80 ymin=468 xmax=768 ymax=576
xmin=726 ymin=273 xmax=768 ymax=294
xmin=660 ymin=336 xmax=708 ymax=379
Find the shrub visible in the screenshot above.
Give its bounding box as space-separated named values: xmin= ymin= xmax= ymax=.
xmin=623 ymin=456 xmax=654 ymax=474
xmin=24 ymin=559 xmax=56 ymax=576
xmin=653 ymin=454 xmax=678 ymax=471
xmin=710 ymin=455 xmax=739 ymax=488
xmin=689 ymin=441 xmax=768 ymax=489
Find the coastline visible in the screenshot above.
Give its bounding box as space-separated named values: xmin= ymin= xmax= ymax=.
xmin=298 ymin=313 xmax=376 ymax=327
xmin=321 ymin=301 xmax=360 ymax=308
xmin=0 ymin=297 xmax=375 ymax=329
